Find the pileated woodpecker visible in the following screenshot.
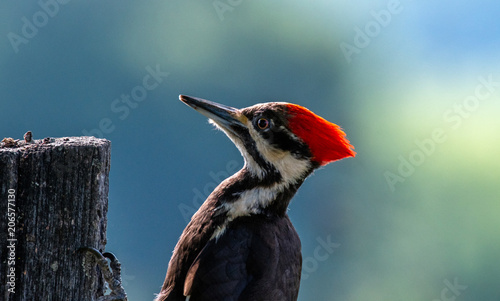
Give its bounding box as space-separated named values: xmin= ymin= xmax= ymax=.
xmin=156 ymin=95 xmax=355 ymax=301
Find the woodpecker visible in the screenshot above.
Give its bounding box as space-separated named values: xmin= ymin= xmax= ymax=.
xmin=156 ymin=95 xmax=355 ymax=301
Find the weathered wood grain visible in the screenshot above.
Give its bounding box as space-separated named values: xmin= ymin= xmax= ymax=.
xmin=0 ymin=136 xmax=111 ymax=301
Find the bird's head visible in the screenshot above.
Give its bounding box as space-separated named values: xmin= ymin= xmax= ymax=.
xmin=180 ymin=95 xmax=355 ymax=185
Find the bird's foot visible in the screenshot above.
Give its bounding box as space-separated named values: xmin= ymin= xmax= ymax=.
xmin=78 ymin=247 xmax=128 ymax=301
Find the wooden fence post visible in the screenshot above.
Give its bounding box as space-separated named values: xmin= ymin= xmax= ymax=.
xmin=0 ymin=136 xmax=111 ymax=301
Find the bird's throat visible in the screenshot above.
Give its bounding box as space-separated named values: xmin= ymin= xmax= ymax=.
xmin=211 ymin=166 xmax=308 ymax=221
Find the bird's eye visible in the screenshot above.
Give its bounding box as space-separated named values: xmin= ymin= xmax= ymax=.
xmin=257 ymin=118 xmax=269 ymax=130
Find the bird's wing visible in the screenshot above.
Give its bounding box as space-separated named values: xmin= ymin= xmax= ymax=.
xmin=183 ymin=224 xmax=255 ymax=301
xmin=182 ymin=216 xmax=300 ymax=301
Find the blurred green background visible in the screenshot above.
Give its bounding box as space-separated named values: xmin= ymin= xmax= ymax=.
xmin=2 ymin=1 xmax=500 ymax=300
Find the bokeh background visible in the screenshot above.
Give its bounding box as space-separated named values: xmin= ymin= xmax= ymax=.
xmin=2 ymin=1 xmax=500 ymax=300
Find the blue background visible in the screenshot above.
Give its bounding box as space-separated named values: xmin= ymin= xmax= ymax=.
xmin=2 ymin=1 xmax=500 ymax=300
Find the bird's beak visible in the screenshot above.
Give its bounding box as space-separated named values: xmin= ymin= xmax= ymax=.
xmin=179 ymin=95 xmax=248 ymax=132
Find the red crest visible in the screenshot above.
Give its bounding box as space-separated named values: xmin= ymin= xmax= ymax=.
xmin=287 ymin=104 xmax=355 ymax=165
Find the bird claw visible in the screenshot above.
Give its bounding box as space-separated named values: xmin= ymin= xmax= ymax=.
xmin=78 ymin=247 xmax=128 ymax=301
